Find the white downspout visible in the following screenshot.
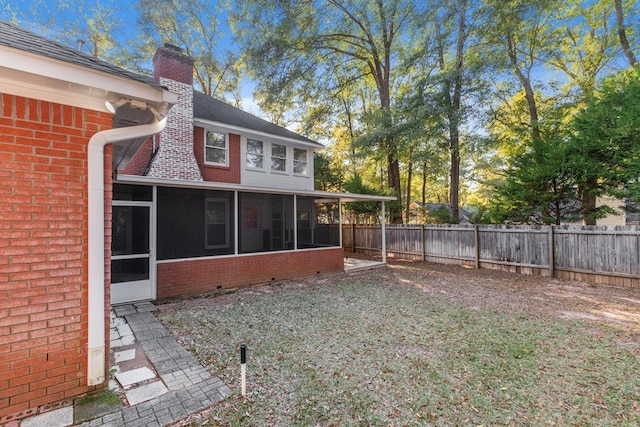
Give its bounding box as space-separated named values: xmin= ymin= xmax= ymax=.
xmin=87 ymin=117 xmax=167 ymax=386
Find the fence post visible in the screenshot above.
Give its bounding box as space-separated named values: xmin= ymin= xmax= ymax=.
xmin=474 ymin=224 xmax=480 ymax=269
xmin=548 ymin=225 xmax=555 ymax=278
xmin=421 ymin=224 xmax=426 ymax=262
xmin=351 ymin=223 xmax=356 ymax=253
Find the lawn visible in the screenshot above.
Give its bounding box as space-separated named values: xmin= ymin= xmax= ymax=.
xmin=158 ymin=262 xmax=640 ymax=426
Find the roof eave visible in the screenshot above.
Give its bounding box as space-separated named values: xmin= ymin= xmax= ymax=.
xmin=193 ymin=118 xmax=324 ymax=150
xmin=0 ymin=45 xmax=178 ymax=115
xmin=116 ymin=174 xmax=396 ymax=202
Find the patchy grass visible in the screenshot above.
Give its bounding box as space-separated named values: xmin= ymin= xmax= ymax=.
xmin=159 ymin=263 xmax=640 ymax=426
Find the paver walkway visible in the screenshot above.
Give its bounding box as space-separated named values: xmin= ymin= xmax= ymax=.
xmin=17 ymin=302 xmax=230 ymax=427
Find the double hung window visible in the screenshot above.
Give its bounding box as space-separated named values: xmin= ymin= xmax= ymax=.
xmin=293 ymin=148 xmax=308 ymax=175
xmin=246 ymin=139 xmax=264 ymax=169
xmin=271 ymin=143 xmax=287 ymax=172
xmin=205 ymin=131 xmax=227 ymax=166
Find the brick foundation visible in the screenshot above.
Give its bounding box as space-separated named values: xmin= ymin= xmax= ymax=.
xmin=156 ymin=247 xmax=345 ymax=300
xmin=0 ymin=94 xmax=112 ymax=419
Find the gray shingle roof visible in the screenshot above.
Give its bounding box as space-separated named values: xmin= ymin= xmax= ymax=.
xmin=0 ymin=20 xmax=161 ymax=88
xmin=193 ymin=91 xmax=320 ymax=146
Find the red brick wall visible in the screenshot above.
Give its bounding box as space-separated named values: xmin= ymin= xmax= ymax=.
xmin=153 ymin=45 xmax=194 ymax=86
xmin=156 ymin=248 xmax=344 ymax=300
xmin=193 ymin=127 xmax=241 ymax=184
xmin=0 ymin=94 xmax=112 ymax=420
xmin=118 ymin=136 xmax=153 ymax=176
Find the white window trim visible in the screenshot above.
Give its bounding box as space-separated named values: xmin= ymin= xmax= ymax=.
xmin=204 ymin=130 xmax=228 ymax=167
xmin=205 ymin=197 xmax=230 ymax=249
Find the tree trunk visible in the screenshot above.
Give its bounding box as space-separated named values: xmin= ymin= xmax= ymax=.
xmin=614 ymin=0 xmax=638 ymax=67
xmin=448 ymin=1 xmax=466 ymax=223
xmin=405 ymin=159 xmax=413 ymax=222
xmin=421 ymin=162 xmax=427 ymax=207
xmin=507 ymin=34 xmax=543 ymax=146
xmin=580 ymin=177 xmax=598 ymax=225
xmin=387 ymin=154 xmax=403 ymax=223
xmin=449 ymin=141 xmax=460 ymax=223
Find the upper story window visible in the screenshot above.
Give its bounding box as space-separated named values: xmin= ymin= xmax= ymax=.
xmin=246 ymin=139 xmax=264 ymax=169
xmin=293 ymin=148 xmax=308 ymax=175
xmin=205 ymin=131 xmax=227 ymax=166
xmin=271 ymin=143 xmax=287 ymax=172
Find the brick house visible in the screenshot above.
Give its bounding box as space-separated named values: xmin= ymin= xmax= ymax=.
xmin=0 ymin=21 xmax=391 ymax=421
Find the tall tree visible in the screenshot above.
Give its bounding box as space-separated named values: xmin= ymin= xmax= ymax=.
xmin=569 ymin=67 xmax=640 ymax=222
xmin=544 ymin=1 xmax=621 ymax=223
xmin=487 ymin=94 xmax=580 ymax=224
xmin=431 ymin=0 xmax=472 ymax=222
xmin=137 ymin=0 xmax=240 ymax=103
xmin=233 ymin=0 xmax=416 ymax=222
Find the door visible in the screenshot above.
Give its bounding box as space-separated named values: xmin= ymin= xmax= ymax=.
xmin=241 ymin=198 xmax=263 ymax=253
xmin=111 ymin=202 xmax=154 ymax=304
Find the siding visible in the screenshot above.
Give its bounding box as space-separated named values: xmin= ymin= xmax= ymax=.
xmin=241 ymin=138 xmax=314 ymax=191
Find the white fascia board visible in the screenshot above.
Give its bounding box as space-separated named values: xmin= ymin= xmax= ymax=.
xmin=194 ymin=118 xmax=324 ymax=150
xmin=0 ymin=46 xmax=177 ymax=112
xmin=116 ymin=174 xmax=396 ymax=202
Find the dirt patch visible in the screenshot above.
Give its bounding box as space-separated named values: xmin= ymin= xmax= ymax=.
xmin=381 ymin=261 xmax=640 ymax=337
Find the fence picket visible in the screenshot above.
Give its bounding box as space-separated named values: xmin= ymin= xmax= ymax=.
xmin=343 ymin=224 xmax=640 ymax=287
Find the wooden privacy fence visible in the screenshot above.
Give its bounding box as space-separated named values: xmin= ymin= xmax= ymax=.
xmin=342 ymin=224 xmax=640 ymax=288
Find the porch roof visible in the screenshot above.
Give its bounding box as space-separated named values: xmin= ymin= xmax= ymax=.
xmin=116 ymin=174 xmax=396 ymax=203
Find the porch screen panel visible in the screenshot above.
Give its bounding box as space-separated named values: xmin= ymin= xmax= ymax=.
xmin=238 ymin=193 xmax=294 ymax=253
xmin=157 ymin=187 xmax=235 ymax=260
xmin=298 ymin=197 xmax=340 ymax=248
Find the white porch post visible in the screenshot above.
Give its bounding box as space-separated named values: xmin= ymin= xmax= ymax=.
xmin=234 ymin=191 xmax=239 ymax=255
xmin=293 ymin=195 xmax=298 ymax=250
xmin=339 ymin=199 xmax=343 ymax=251
xmin=381 ymin=201 xmax=387 ymax=263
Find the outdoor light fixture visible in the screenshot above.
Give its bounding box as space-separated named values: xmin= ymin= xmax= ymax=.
xmin=104 ymin=99 xmax=127 ymax=114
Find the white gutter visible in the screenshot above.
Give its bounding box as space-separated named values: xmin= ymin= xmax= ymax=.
xmin=115 ymin=174 xmax=396 ymax=203
xmin=87 ymin=117 xmax=167 ymax=386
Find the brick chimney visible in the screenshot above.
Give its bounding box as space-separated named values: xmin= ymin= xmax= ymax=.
xmin=146 ymin=44 xmax=203 ymax=181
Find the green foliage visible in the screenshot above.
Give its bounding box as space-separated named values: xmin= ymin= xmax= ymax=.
xmin=342 ymin=174 xmax=386 ymax=220
xmin=484 ymin=92 xmax=582 ymax=224
xmin=313 ymin=152 xmax=343 ymax=192
xmin=569 ymin=66 xmax=640 ymax=212
xmin=426 ymin=205 xmax=453 ymax=224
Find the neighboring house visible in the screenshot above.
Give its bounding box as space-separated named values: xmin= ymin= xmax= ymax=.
xmin=0 ymin=22 xmax=393 ymax=422
xmin=595 ymin=195 xmax=639 ymax=226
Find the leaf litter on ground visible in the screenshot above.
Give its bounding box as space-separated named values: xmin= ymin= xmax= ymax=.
xmin=161 ymin=261 xmax=640 ymax=426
